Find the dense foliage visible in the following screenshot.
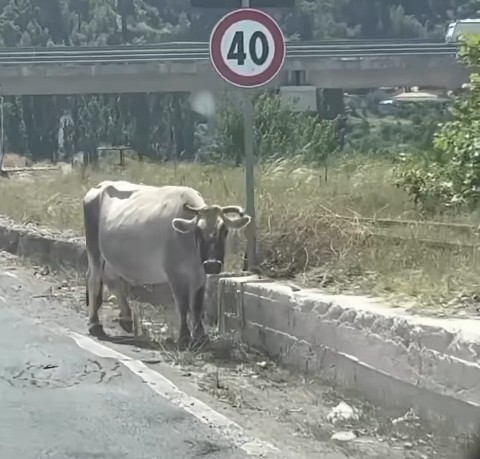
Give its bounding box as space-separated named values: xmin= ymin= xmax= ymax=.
xmin=395 ymin=34 xmax=480 ymax=211
xmin=202 ymin=92 xmax=338 ymax=165
xmin=0 ymin=0 xmax=476 ymax=163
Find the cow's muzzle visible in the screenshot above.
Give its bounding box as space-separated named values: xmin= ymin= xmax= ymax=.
xmin=203 ymin=259 xmax=222 ymax=275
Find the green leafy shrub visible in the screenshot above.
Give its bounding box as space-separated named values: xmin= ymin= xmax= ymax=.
xmin=394 ymin=34 xmax=480 ymax=210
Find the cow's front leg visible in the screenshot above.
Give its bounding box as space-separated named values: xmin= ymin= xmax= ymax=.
xmin=191 ymin=286 xmax=208 ymax=347
xmin=168 ymin=276 xmax=191 ymax=350
xmin=112 ymin=281 xmax=133 ymax=334
xmin=178 ymin=308 xmax=191 ymax=350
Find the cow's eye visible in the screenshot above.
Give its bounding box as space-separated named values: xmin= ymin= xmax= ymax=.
xmin=194 ymin=228 xmax=203 ymax=244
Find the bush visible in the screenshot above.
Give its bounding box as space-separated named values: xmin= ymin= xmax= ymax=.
xmin=394 ymin=34 xmax=480 ymax=210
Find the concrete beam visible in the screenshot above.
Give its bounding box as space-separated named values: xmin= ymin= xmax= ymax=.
xmin=0 ymin=55 xmax=470 ymax=95
xmin=299 ymin=55 xmax=470 ymax=89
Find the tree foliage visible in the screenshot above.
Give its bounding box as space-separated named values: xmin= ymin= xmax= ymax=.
xmin=206 ymin=92 xmax=338 ymax=165
xmin=0 ymin=0 xmax=474 ymax=163
xmin=395 ymin=34 xmax=480 ymax=211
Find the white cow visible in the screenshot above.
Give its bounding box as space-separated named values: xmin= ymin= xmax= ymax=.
xmin=83 ymin=180 xmax=251 ymax=348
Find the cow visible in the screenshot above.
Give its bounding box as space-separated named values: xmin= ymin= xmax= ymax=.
xmin=83 ymin=180 xmax=251 ymax=348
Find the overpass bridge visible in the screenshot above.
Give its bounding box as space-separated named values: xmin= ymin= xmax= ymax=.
xmin=0 ymin=39 xmax=469 ymax=95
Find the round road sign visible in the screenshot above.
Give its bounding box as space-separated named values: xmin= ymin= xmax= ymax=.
xmin=209 ymin=8 xmax=286 ymax=88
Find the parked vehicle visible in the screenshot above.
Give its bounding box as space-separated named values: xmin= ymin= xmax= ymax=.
xmin=446 ymin=18 xmax=480 ymax=43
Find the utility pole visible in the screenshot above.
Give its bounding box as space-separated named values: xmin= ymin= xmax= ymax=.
xmin=117 ymin=0 xmax=131 ymax=44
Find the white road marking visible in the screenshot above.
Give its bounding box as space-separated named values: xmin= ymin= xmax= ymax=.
xmin=69 ymin=331 xmax=280 ymax=457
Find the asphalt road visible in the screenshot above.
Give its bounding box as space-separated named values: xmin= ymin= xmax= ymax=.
xmin=0 ymin=268 xmax=256 ymax=459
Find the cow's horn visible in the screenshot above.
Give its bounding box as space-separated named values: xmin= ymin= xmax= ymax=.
xmin=184 ymin=203 xmax=201 ymax=214
xmin=221 ymin=205 xmax=244 ymax=216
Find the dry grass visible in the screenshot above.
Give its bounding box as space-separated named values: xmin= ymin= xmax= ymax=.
xmin=2 ymin=155 xmax=480 ymax=310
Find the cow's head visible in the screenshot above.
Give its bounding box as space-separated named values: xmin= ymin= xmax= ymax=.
xmin=172 ymin=204 xmax=251 ymax=275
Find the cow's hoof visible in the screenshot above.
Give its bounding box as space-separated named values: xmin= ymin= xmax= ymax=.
xmin=177 ymin=334 xmax=191 ymax=351
xmin=89 ymin=323 xmax=107 ymax=339
xmin=119 ymin=317 xmax=133 ymax=334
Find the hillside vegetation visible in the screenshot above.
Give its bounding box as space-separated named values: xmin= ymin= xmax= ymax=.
xmin=0 ymin=0 xmax=475 ymax=161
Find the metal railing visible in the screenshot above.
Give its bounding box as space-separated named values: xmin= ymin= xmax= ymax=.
xmin=0 ymin=40 xmax=457 ymax=66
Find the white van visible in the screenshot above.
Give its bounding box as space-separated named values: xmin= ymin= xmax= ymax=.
xmin=446 ymin=19 xmax=480 ymax=43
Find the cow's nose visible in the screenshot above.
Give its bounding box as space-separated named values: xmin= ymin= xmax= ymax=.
xmin=203 ymin=259 xmax=222 ymax=275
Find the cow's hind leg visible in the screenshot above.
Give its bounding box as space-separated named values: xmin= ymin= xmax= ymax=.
xmin=111 ymin=280 xmax=133 ymax=334
xmin=86 ymin=260 xmax=106 ymax=338
xmin=167 ymin=276 xmax=191 ymax=350
xmin=84 ymin=186 xmax=107 ymax=338
xmin=191 ymin=286 xmax=208 ymax=347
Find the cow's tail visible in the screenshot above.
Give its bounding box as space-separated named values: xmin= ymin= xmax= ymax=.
xmin=86 ymin=273 xmax=89 ymax=307
xmin=85 ymin=265 xmax=90 ymax=307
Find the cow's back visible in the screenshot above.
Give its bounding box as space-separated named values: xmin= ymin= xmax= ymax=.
xmin=104 ymin=185 xmax=201 ymax=225
xmin=93 ymin=182 xmax=205 ymax=285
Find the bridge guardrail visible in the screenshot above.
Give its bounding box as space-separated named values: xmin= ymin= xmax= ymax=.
xmin=0 ymin=38 xmax=448 ymax=55
xmin=0 ymin=41 xmax=458 ymax=66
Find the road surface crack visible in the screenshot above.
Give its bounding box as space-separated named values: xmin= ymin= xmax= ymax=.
xmin=1 ymin=359 xmax=122 ymax=388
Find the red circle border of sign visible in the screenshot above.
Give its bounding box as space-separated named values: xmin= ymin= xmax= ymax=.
xmin=210 ymin=8 xmax=286 ymax=88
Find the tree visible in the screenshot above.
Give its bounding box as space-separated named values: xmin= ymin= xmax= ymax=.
xmin=395 ymin=33 xmax=480 ymax=209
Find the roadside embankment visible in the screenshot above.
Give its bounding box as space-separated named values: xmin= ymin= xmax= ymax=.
xmin=0 ymin=215 xmax=478 ymax=434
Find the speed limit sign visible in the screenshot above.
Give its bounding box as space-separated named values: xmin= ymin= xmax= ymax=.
xmin=209 ymin=8 xmax=286 ymax=88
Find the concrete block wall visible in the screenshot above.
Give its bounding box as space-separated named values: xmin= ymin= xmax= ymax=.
xmin=206 ymin=275 xmax=480 ymax=433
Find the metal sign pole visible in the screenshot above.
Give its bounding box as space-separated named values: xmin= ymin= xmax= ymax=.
xmin=243 ymin=89 xmax=256 ymax=270
xmin=0 ymin=84 xmax=5 ymax=173
xmin=209 ymin=3 xmax=285 ymax=271
xmin=242 ymin=0 xmax=257 ymax=271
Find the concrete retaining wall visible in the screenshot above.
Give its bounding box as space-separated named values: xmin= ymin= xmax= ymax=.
xmin=1 ymin=217 xmax=479 ymax=433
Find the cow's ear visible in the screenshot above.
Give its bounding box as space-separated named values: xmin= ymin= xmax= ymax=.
xmin=172 ymin=217 xmax=196 ymax=234
xmin=224 ymin=215 xmax=251 ymax=230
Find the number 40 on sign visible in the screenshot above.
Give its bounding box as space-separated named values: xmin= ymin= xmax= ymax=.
xmin=209 ymin=8 xmax=286 ymax=88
